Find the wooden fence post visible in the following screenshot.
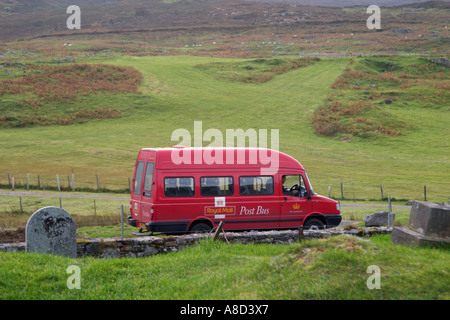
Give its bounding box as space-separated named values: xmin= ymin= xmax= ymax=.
xmin=340 ymin=181 xmax=344 ymax=199
xmin=380 ymin=184 xmax=384 ymax=200
xmin=37 ymin=174 xmax=41 ymax=189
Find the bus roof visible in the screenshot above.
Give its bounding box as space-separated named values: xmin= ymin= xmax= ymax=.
xmin=139 ymin=147 xmax=304 ymax=172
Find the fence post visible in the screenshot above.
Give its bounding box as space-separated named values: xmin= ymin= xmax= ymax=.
xmin=20 ymin=197 xmax=23 ymax=211
xmin=56 ymin=174 xmax=60 ymax=191
xmin=72 ymin=174 xmax=75 ymax=192
xmin=424 ymin=185 xmax=427 ymax=201
xmin=12 ymin=177 xmax=14 ymax=191
xmin=96 ymin=175 xmax=100 ymax=190
xmin=340 ymin=181 xmax=344 ymax=199
xmin=60 ymin=198 xmax=62 ymax=209
xmin=37 ymin=174 xmax=41 ymax=189
xmin=380 ymin=184 xmax=384 ymax=200
xmin=7 ymin=173 xmax=11 ymax=186
xmin=121 ymin=204 xmax=124 ymax=239
xmin=388 ymin=196 xmax=391 ymax=228
xmin=328 ymin=186 xmax=331 ymax=198
xmin=27 ymin=173 xmax=30 ymax=190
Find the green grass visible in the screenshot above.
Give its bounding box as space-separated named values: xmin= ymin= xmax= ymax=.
xmin=1 ymin=235 xmax=448 ymax=299
xmin=0 ymin=54 xmax=449 ymax=203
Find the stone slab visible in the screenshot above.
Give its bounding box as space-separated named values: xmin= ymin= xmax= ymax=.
xmin=391 ymin=226 xmax=450 ymax=248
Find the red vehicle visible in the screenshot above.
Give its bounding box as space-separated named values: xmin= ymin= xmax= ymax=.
xmin=129 ymin=147 xmax=341 ymax=234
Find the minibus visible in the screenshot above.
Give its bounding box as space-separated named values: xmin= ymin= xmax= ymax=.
xmin=129 ymin=147 xmax=341 ymax=234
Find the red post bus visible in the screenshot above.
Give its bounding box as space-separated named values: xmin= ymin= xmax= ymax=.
xmin=129 ymin=147 xmax=341 ymax=234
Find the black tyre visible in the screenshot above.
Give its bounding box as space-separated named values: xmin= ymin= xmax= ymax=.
xmin=304 ymin=218 xmax=325 ymax=230
xmin=190 ymin=222 xmax=212 ymax=233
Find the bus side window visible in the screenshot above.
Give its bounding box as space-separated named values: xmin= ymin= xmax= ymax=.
xmin=239 ymin=176 xmax=274 ymax=196
xmin=164 ymin=177 xmax=195 ymax=197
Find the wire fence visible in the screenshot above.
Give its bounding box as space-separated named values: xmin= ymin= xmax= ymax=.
xmin=0 ymin=171 xmax=448 ymax=203
xmin=0 ymin=171 xmax=131 ymax=193
xmin=313 ymin=181 xmax=449 ymax=204
xmin=0 ymin=193 xmax=129 ymax=229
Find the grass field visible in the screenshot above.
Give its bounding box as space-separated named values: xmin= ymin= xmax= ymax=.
xmin=1 ymin=2 xmax=449 ymax=302
xmin=0 ymin=235 xmax=448 ymax=300
xmin=0 ymin=53 xmax=449 ymax=202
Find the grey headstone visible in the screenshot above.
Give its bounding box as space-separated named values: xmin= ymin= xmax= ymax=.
xmin=26 ymin=206 xmax=77 ymax=258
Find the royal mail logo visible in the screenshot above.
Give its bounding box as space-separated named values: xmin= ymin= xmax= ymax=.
xmin=215 ymin=197 xmax=226 ymax=207
xmin=205 ymin=206 xmax=235 ymax=215
xmin=293 ymin=203 xmax=300 ymax=210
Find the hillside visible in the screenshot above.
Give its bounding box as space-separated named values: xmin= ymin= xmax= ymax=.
xmin=0 ymin=0 xmax=449 ymax=201
xmin=246 ymin=0 xmax=434 ymax=6
xmin=0 ymin=54 xmax=448 ymax=201
xmin=0 ymin=0 xmax=449 ymax=57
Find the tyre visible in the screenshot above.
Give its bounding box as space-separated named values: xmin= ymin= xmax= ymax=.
xmin=190 ymin=222 xmax=212 ymax=233
xmin=304 ymin=218 xmax=325 ymax=230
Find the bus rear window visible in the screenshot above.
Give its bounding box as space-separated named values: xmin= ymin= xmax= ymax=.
xmin=143 ymin=162 xmax=155 ymax=192
xmin=133 ymin=161 xmax=145 ymax=195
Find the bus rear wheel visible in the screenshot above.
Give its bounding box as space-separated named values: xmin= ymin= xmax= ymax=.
xmin=190 ymin=222 xmax=212 ymax=233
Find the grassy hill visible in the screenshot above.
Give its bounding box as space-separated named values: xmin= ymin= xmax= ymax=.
xmin=0 ymin=53 xmax=448 ymax=201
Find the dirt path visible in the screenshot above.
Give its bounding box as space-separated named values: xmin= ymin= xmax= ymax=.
xmin=0 ymin=190 xmax=129 ymax=201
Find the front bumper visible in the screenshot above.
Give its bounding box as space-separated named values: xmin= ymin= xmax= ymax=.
xmin=325 ymin=214 xmax=342 ymax=228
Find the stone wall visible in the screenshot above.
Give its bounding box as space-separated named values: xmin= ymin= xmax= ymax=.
xmin=0 ymin=227 xmax=392 ymax=258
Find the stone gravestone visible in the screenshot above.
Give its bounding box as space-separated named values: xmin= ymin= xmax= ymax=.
xmin=391 ymin=201 xmax=450 ymax=248
xmin=26 ymin=206 xmax=77 ymax=258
